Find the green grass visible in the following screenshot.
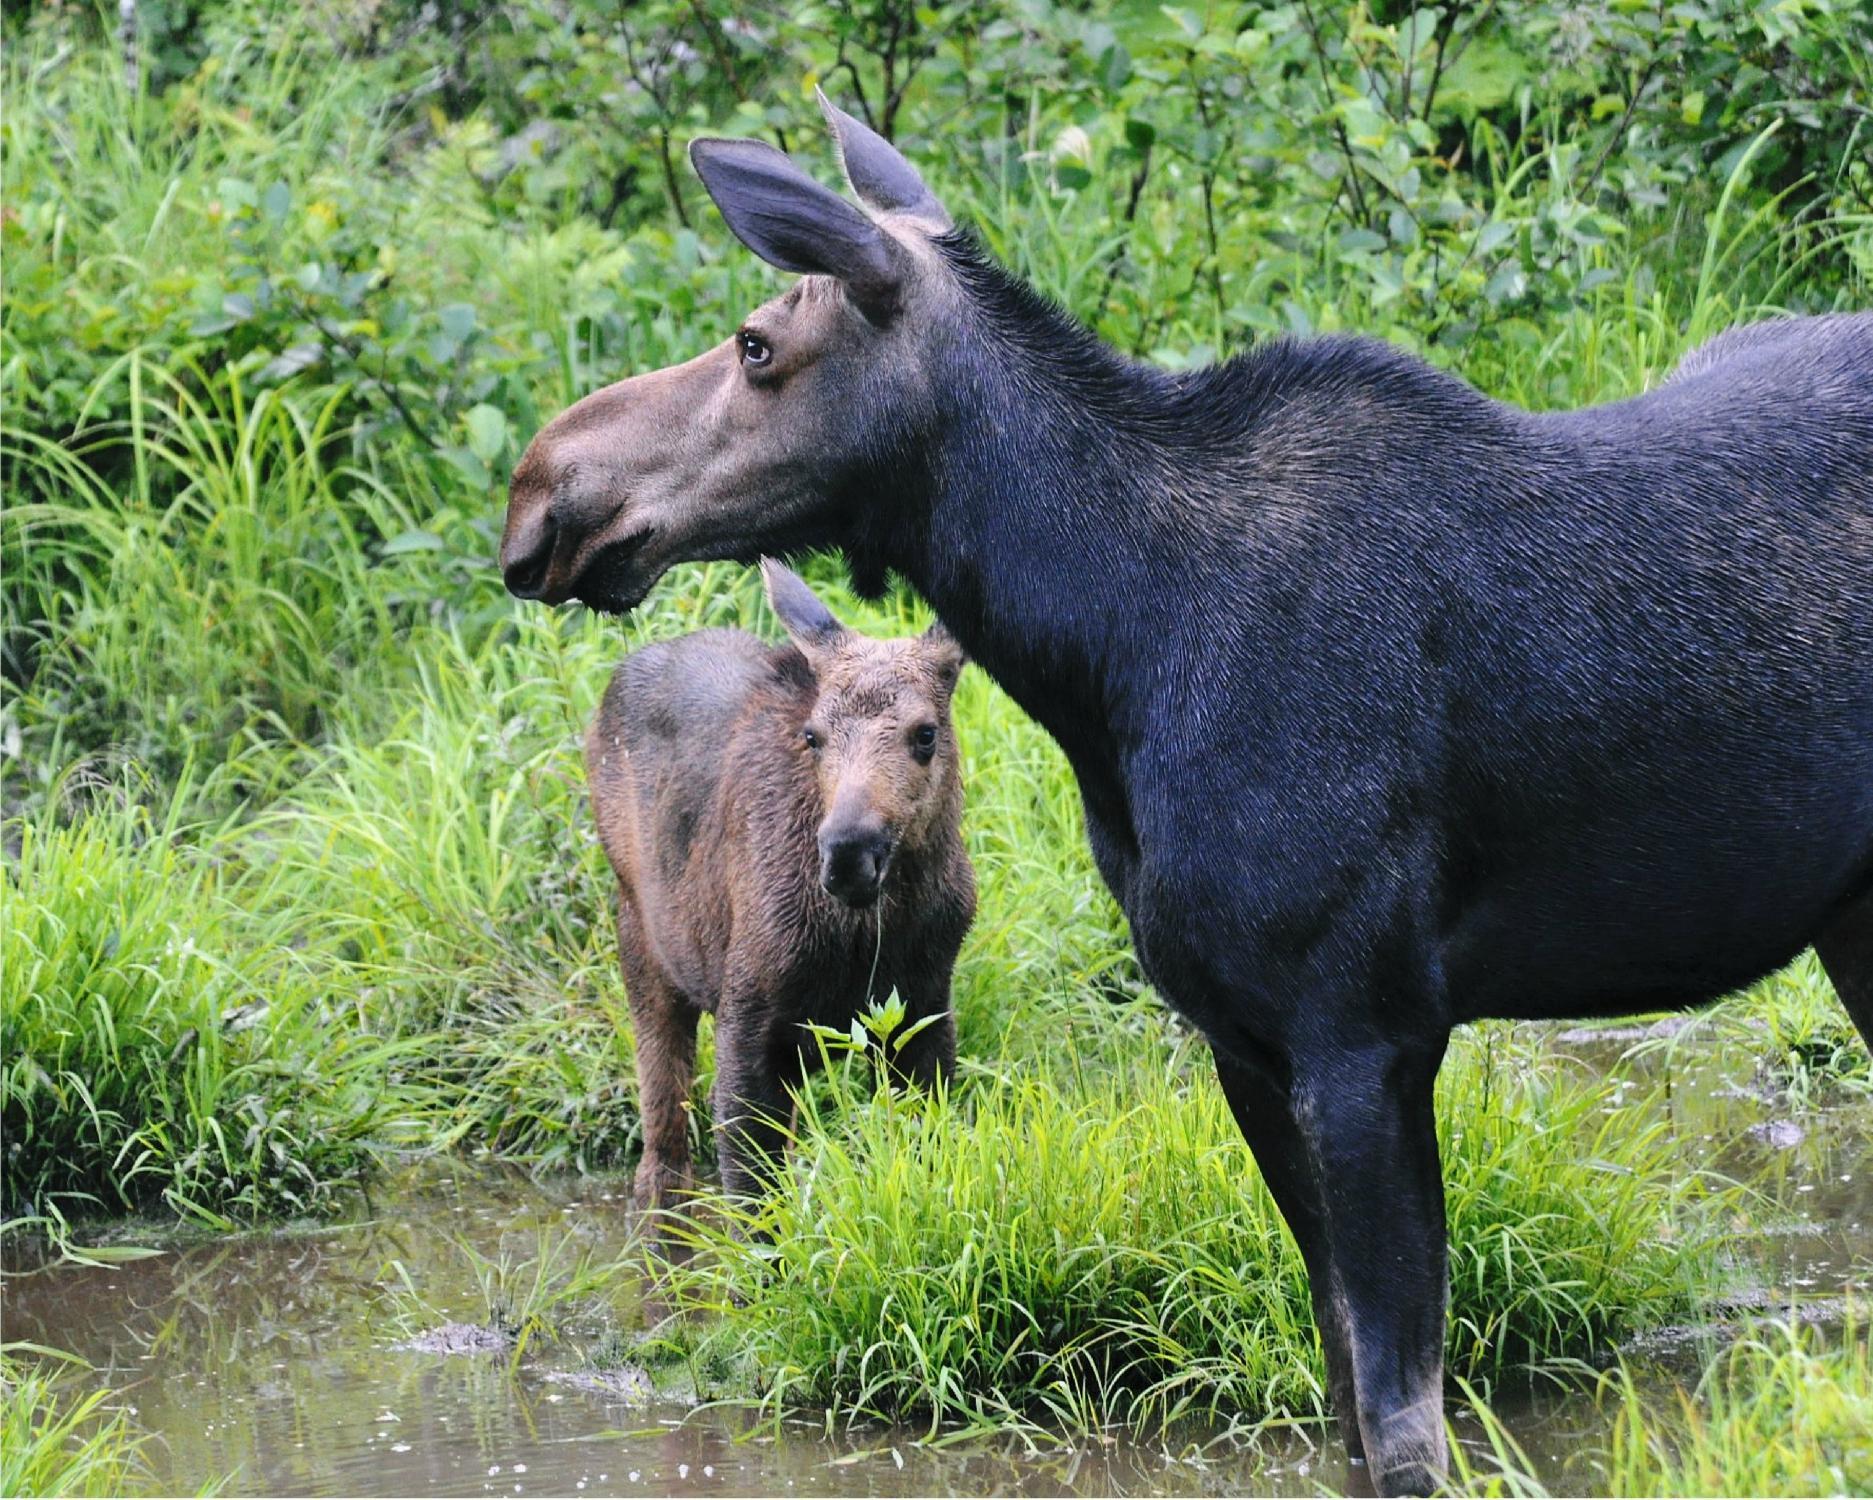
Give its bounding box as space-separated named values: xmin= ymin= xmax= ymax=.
xmin=1730 ymin=953 xmax=1871 ymax=1102
xmin=0 ymin=782 xmax=422 ymax=1234
xmin=1455 ymin=1318 xmax=1873 ymax=1497
xmin=1598 ymin=1322 xmax=1873 ymax=1498
xmin=0 ymin=1348 xmax=148 ymax=1499
xmin=650 ymin=1022 xmax=1728 ymax=1439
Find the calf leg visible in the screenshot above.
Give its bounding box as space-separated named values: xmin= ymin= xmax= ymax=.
xmin=1212 ymin=1049 xmax=1364 ymax=1465
xmin=712 ymin=1004 xmax=803 ymax=1200
xmin=1815 ymin=886 xmax=1873 ymax=1047
xmin=618 ymin=898 xmax=698 ymax=1209
xmin=1289 ymin=1039 xmax=1451 ymax=1497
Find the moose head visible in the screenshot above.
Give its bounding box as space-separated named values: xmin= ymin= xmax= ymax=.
xmin=500 ymin=96 xmax=962 ymax=615
xmin=760 ymin=559 xmax=965 ymax=908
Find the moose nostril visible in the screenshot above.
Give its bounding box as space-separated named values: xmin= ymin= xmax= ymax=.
xmin=818 ymin=828 xmax=895 ymax=907
xmin=500 ymin=517 xmax=557 ymax=599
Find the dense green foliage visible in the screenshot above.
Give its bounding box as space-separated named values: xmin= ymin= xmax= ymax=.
xmin=3 ymin=0 xmax=1870 ymax=1483
xmin=1 ymin=791 xmax=415 ymax=1227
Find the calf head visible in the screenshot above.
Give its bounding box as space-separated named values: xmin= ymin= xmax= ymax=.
xmin=500 ymin=94 xmax=956 ymax=613
xmin=762 ymin=560 xmax=964 ymax=908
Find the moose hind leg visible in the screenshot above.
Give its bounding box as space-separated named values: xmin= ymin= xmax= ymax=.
xmin=1293 ymin=1039 xmax=1451 ymax=1497
xmin=1815 ymin=886 xmax=1873 ymax=1050
xmin=618 ymin=899 xmax=699 ymax=1209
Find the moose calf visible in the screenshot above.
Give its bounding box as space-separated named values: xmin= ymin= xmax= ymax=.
xmin=587 ymin=560 xmax=974 ymax=1204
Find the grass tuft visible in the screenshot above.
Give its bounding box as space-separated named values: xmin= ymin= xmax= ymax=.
xmin=1453 ymin=1316 xmax=1873 ymax=1497
xmin=0 ymin=1348 xmax=149 ymax=1499
xmin=0 ymin=783 xmax=420 ymax=1233
xmin=661 ymin=1024 xmax=1726 ymax=1439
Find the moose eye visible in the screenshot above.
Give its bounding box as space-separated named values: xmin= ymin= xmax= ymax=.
xmin=911 ymin=723 xmax=938 ymax=761
xmin=738 ymin=331 xmax=772 ymax=368
xmin=803 ymin=726 xmax=821 ymax=751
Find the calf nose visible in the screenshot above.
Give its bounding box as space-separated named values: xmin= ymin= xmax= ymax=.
xmin=819 ymin=822 xmax=894 ymax=908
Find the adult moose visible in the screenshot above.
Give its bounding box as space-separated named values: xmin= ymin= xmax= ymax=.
xmin=502 ymin=97 xmax=1873 ymax=1495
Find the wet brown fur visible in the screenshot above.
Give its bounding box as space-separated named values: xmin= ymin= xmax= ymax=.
xmin=585 ymin=575 xmax=974 ymax=1204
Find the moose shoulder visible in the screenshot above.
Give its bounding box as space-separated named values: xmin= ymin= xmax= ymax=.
xmin=505 ymin=96 xmax=1873 ymax=1496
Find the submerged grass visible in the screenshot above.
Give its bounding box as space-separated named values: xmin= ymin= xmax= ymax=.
xmin=386 ymin=1225 xmax=641 ymax=1366
xmin=1455 ymin=1317 xmax=1873 ymax=1497
xmin=659 ymin=1024 xmax=1727 ymax=1438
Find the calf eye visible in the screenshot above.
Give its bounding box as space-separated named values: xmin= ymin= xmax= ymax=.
xmin=911 ymin=723 xmax=938 ymax=761
xmin=738 ymin=331 xmax=772 ymax=368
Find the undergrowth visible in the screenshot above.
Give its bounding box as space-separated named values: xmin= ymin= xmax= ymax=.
xmin=654 ymin=1023 xmax=1728 ymax=1438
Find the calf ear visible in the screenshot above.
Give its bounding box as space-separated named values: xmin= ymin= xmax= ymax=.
xmin=816 ymin=89 xmax=950 ymax=232
xmin=762 ymin=558 xmax=849 ymax=657
xmin=921 ymin=621 xmax=967 ymax=686
xmin=689 ymin=137 xmax=906 ymax=319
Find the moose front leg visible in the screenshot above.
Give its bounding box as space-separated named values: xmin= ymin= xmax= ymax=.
xmin=1212 ymin=1048 xmax=1364 ymax=1468
xmin=1290 ymin=1037 xmax=1451 ymax=1497
xmin=711 ymin=1003 xmax=802 ymax=1201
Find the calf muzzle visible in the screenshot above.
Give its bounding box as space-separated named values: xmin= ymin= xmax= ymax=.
xmin=818 ymin=822 xmax=894 ymax=907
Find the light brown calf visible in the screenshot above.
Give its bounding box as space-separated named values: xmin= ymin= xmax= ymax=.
xmin=586 ymin=561 xmax=974 ymax=1203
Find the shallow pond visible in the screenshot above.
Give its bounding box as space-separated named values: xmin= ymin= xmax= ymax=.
xmin=5 ymin=1029 xmax=1868 ymax=1498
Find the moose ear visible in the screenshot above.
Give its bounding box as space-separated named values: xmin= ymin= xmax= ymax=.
xmin=762 ymin=558 xmax=849 ymax=655
xmin=921 ymin=620 xmax=967 ymax=685
xmin=689 ymin=137 xmax=906 ymax=319
xmin=816 ymin=89 xmax=950 ymax=232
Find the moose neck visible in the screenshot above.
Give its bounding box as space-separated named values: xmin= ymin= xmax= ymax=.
xmin=857 ymin=242 xmax=1188 ymax=804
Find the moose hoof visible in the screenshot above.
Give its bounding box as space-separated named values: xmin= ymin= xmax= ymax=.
xmin=632 ymin=1159 xmax=693 ymax=1210
xmin=1368 ymin=1400 xmax=1447 ymax=1497
xmin=1375 ymin=1459 xmax=1439 ymax=1498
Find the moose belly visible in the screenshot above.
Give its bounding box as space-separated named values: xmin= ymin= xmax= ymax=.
xmin=1443 ymin=785 xmax=1871 ymax=1022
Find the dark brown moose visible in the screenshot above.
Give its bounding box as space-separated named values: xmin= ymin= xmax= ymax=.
xmin=507 ymin=94 xmax=1873 ymax=1495
xmin=586 ymin=559 xmax=973 ymax=1205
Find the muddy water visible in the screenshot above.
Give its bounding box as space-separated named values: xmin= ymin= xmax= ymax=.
xmin=1 ymin=1165 xmax=1356 ymax=1497
xmin=4 ymin=1033 xmax=1868 ymax=1499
